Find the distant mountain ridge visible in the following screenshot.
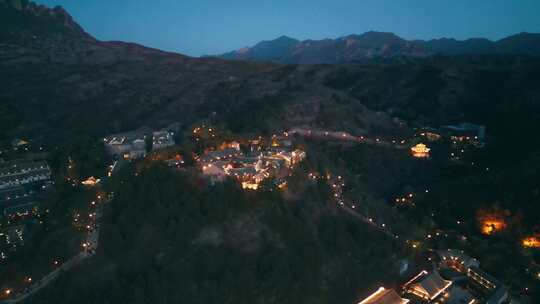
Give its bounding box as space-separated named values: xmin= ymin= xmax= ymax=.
xmin=215 ymin=31 xmax=540 ymax=64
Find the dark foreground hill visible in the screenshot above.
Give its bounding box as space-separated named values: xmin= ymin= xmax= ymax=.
xmin=217 ymin=31 xmax=540 ymax=64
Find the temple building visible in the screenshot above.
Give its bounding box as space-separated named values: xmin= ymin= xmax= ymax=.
xmin=411 ymin=143 xmax=431 ymax=158
xmin=358 ymin=287 xmax=409 ymax=304
xmin=403 ymin=270 xmax=453 ymax=302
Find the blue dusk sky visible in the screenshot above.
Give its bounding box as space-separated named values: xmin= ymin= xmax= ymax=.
xmin=35 ymin=0 xmax=540 ymax=57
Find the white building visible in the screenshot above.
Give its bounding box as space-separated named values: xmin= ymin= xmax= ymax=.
xmin=152 ymin=130 xmax=175 ymax=151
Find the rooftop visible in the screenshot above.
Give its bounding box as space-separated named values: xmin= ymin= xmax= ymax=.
xmin=405 ymin=270 xmax=453 ymax=300
xmin=358 ymin=287 xmax=409 ymax=304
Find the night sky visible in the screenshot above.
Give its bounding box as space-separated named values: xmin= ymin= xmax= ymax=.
xmin=35 ymin=0 xmax=540 ymax=57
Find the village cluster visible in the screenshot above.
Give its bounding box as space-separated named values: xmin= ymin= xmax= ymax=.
xmin=358 ymin=249 xmax=509 ymax=304
xmin=196 ymin=135 xmax=306 ymax=190
xmin=1 ymin=121 xmax=538 ymax=303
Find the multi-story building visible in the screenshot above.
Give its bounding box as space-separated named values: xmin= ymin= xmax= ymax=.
xmin=0 ymin=160 xmax=51 ymax=190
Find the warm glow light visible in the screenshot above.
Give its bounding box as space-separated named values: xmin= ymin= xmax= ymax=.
xmin=481 ymin=220 xmax=506 ymax=235
xmin=81 ymin=176 xmax=100 ymax=186
xmin=358 ymin=287 xmax=385 ymax=304
xmin=477 ymin=209 xmax=508 ymax=235
xmin=522 ymin=236 xmax=540 ymax=248
xmin=411 ymin=143 xmax=430 ymax=158
xmin=241 ymin=182 xmax=259 ymax=190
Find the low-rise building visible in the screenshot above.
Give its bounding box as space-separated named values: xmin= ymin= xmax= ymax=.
xmin=468 ymin=267 xmax=508 ymax=304
xmin=11 ymin=138 xmax=30 ymax=151
xmin=103 ymin=127 xmax=152 ymax=159
xmin=152 ymin=130 xmax=175 ymax=150
xmin=442 ymin=285 xmax=477 ymax=304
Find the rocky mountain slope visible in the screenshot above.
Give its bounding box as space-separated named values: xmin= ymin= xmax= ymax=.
xmin=0 ymin=0 xmax=404 ymax=144
xmin=216 ymin=31 xmax=540 ymax=64
xmin=1 ymin=0 xmax=540 ymax=150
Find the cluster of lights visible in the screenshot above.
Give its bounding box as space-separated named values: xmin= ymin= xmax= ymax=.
xmin=395 ymin=193 xmax=415 ymax=205
xmin=192 ymin=125 xmax=217 ymax=141
xmin=522 ymin=236 xmax=540 ymax=248
xmin=411 ymin=143 xmax=431 ymax=158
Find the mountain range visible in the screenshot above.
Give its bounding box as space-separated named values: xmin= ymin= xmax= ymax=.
xmin=216 ymin=31 xmax=540 ymax=64
xmin=2 ymin=0 xmax=540 ymax=145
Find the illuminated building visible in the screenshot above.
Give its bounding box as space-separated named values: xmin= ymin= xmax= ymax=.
xmin=476 ymin=208 xmax=508 ymax=235
xmin=357 ymin=287 xmax=409 ymax=304
xmin=411 ymin=143 xmax=431 ymax=158
xmin=403 ymin=270 xmax=452 ymax=302
xmin=81 ymin=176 xmax=100 ymax=186
xmin=219 ymin=141 xmax=241 ymax=151
xmin=437 ymin=249 xmax=479 ymax=273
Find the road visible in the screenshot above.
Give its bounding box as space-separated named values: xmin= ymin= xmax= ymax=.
xmin=326 ymin=175 xmax=400 ymax=242
xmin=1 ymin=252 xmax=90 ymax=304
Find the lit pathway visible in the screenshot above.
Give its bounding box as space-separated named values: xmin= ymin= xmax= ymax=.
xmin=288 ymin=128 xmax=409 ymax=149
xmin=326 ymin=175 xmax=400 ymax=242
